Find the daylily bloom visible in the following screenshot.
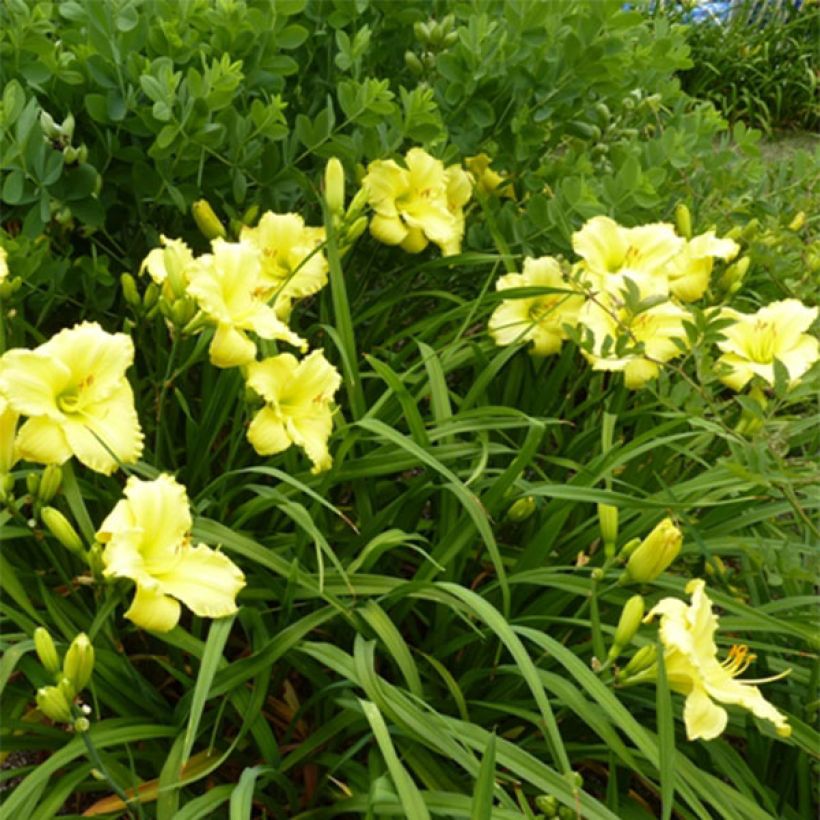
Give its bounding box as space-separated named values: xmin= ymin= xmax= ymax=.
xmin=488 ymin=256 xmax=584 ymax=355
xmin=139 ymin=235 xmax=196 ymax=293
xmin=465 ymin=154 xmax=514 ymax=199
xmin=363 ymin=148 xmax=469 ymax=256
xmin=667 ymin=231 xmax=739 ymax=302
xmin=186 ymin=239 xmax=306 ymax=369
xmin=639 ymin=579 xmax=791 ymax=741
xmin=0 ymin=394 xmax=18 ymax=474
xmin=240 ymin=212 xmax=328 ymax=302
xmin=0 ymin=323 xmax=143 ymax=474
xmin=579 ymin=298 xmax=690 ymax=389
xmin=97 ymin=474 xmax=245 ymax=632
xmin=716 ymin=299 xmax=818 ymax=391
xmin=573 ymin=216 xmax=684 ymax=301
xmin=245 ymin=350 xmax=341 ymax=473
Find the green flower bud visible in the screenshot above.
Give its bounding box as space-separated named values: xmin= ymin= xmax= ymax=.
xmin=718 ymin=255 xmax=751 ymax=292
xmin=41 ymin=506 xmax=85 ymax=555
xmin=143 ymin=281 xmax=160 ymax=310
xmin=535 ymin=795 xmax=558 ymax=816
xmin=607 ymin=595 xmax=645 ymax=661
xmin=346 ymin=187 xmax=369 ymax=219
xmin=61 ymin=113 xmax=75 ymax=140
xmin=507 ymin=495 xmax=537 ymax=522
xmin=74 ymin=716 xmax=91 ymax=733
xmin=170 ymin=297 xmax=196 ymax=327
xmin=675 ymin=203 xmax=692 ymax=239
xmin=622 ymin=518 xmax=682 ymax=584
xmin=63 ymin=633 xmax=94 ymax=693
xmin=621 ymin=643 xmax=657 ymax=676
xmin=405 ymin=50 xmax=424 ymax=75
xmin=62 ymin=145 xmax=80 ymax=164
xmin=192 ymin=199 xmax=226 ymax=240
xmin=40 ymin=110 xmax=60 ymax=139
xmin=597 ymin=503 xmax=618 ymax=554
xmin=121 ymin=273 xmax=141 ymax=308
xmin=413 ymin=21 xmax=431 ymax=43
xmin=345 ymin=215 xmax=368 ymax=244
xmin=241 ymin=203 xmax=260 ymax=226
xmin=38 ymin=465 xmax=62 ymax=503
xmin=36 ymin=685 xmax=73 ymax=723
xmin=33 ymin=627 xmax=61 ymax=676
xmin=324 ymin=157 xmax=345 ymax=215
xmin=26 ymin=472 xmax=40 ymax=498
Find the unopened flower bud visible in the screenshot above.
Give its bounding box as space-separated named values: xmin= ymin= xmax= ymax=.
xmin=61 ymin=113 xmax=75 ymax=140
xmin=347 ymin=186 xmax=369 ymax=219
xmin=62 ymin=145 xmax=79 ymax=164
xmin=241 ymin=203 xmax=260 ymax=226
xmin=675 ymin=203 xmax=692 ymax=239
xmin=34 ymin=627 xmax=61 ymax=676
xmin=621 ymin=644 xmax=657 ymax=676
xmin=324 ymin=158 xmax=345 ymax=215
xmin=38 ymin=465 xmax=62 ymax=503
xmin=41 ymin=506 xmax=85 ymax=555
xmin=535 ymin=795 xmax=558 ymax=816
xmin=719 ymin=255 xmax=751 ymax=291
xmin=171 ymin=297 xmax=196 ymax=327
xmin=63 ymin=633 xmax=94 ymax=693
xmin=40 ymin=111 xmax=60 ymax=139
xmin=143 ymin=281 xmax=160 ymax=310
xmin=507 ymin=495 xmax=536 ymax=522
xmin=597 ymin=503 xmax=618 ymax=555
xmin=405 ymin=51 xmax=424 ymax=74
xmin=607 ymin=595 xmax=645 ymax=661
xmin=26 ymin=472 xmax=40 ymax=498
xmin=621 ymin=518 xmax=682 ymax=584
xmin=345 ymin=215 xmax=368 ymax=244
xmin=74 ymin=716 xmax=91 ymax=733
xmin=618 ymin=536 xmax=642 ymax=561
xmin=36 ymin=685 xmax=73 ymax=723
xmin=192 ymin=199 xmax=226 ymax=240
xmin=121 ymin=273 xmax=141 ymax=308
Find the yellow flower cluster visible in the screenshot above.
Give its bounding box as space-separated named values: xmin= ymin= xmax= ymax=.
xmin=489 ymin=214 xmax=818 ymax=391
xmin=139 ymin=207 xmax=342 ymax=474
xmin=362 ymin=147 xmax=473 ymax=256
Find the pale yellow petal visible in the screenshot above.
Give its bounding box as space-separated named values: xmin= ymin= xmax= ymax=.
xmin=779 ymin=334 xmax=819 ymax=382
xmin=684 ymin=686 xmax=727 ymax=741
xmin=572 ymin=216 xmax=628 ymax=273
xmin=209 ymin=324 xmax=257 ymax=369
xmin=399 ymin=226 xmax=429 ymax=254
xmin=15 ymin=417 xmax=72 ymax=465
xmin=155 ymin=543 xmax=244 ymax=618
xmin=286 ymin=409 xmax=334 ymax=473
xmin=246 ymin=355 xmax=299 ymax=404
xmin=623 ymin=358 xmax=660 ymax=389
xmin=716 ymin=353 xmax=756 ymax=391
xmin=291 ymin=351 xmax=342 ymax=405
xmin=62 ymin=383 xmax=144 ymax=474
xmin=370 ymin=214 xmax=408 ymax=246
xmin=0 ymin=350 xmax=70 ymax=419
xmin=124 ymin=583 xmax=181 ymax=632
xmin=247 ymin=406 xmax=292 ymax=456
xmin=101 ymin=531 xmax=147 ymax=580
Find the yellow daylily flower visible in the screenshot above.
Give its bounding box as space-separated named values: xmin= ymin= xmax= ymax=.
xmin=579 ymin=298 xmax=690 ymax=389
xmin=716 ymin=299 xmax=818 ymax=391
xmin=139 ymin=235 xmax=196 ymax=291
xmin=363 ymin=147 xmax=468 ymax=256
xmin=186 ymin=239 xmax=306 ymax=369
xmin=488 ymin=256 xmax=584 ymax=355
xmin=240 ymin=212 xmax=328 ymax=301
xmin=641 ymin=579 xmax=791 ymax=741
xmin=574 ymin=216 xmax=684 ymax=301
xmin=98 ymin=474 xmax=245 ymax=633
xmin=465 ymin=154 xmax=514 ymax=199
xmin=0 ymin=322 xmax=143 ymax=474
xmin=246 ymin=350 xmax=341 ymax=473
xmin=667 ymin=231 xmax=739 ymax=302
xmin=0 ymin=394 xmax=18 ymax=474
xmin=0 ymin=246 xmax=8 ymax=283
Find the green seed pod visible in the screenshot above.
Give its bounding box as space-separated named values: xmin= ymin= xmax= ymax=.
xmin=36 ymin=685 xmax=73 ymax=723
xmin=192 ymin=199 xmax=227 ymax=240
xmin=34 ymin=627 xmax=61 ymax=677
xmin=38 ymin=465 xmax=62 ymax=504
xmin=63 ymin=633 xmax=94 ymax=693
xmin=41 ymin=507 xmax=85 ymax=555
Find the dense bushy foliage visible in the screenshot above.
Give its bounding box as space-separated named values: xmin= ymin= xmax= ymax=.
xmin=1 ymin=2 xmax=818 ymax=819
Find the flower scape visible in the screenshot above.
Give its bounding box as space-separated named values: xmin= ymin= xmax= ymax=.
xmin=0 ymin=6 xmax=817 ymax=815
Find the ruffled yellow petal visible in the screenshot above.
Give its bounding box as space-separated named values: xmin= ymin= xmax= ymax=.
xmin=287 ymin=408 xmax=334 ymax=473
xmin=124 ymin=582 xmax=182 ymax=632
xmin=399 ymin=226 xmax=429 ymax=254
xmin=370 ymin=214 xmax=409 ymax=246
xmin=572 ymin=216 xmax=629 ymax=273
xmin=155 ymin=543 xmax=245 ymax=618
xmin=0 ymin=397 xmax=18 ymax=473
xmin=0 ymin=350 xmax=70 ymax=419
